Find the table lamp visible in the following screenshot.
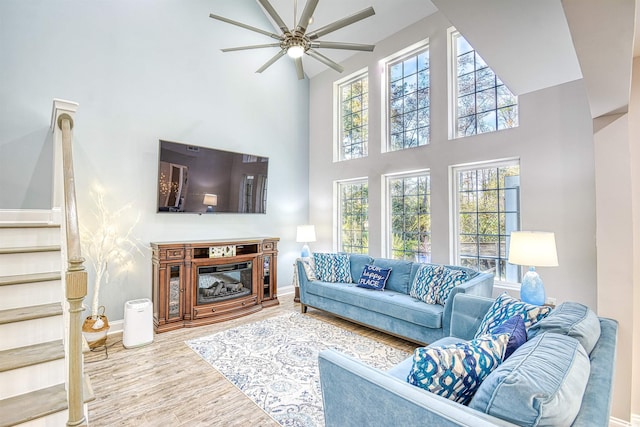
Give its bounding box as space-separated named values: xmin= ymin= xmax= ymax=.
xmin=296 ymin=225 xmax=316 ymax=258
xmin=203 ymin=194 xmax=217 ymax=213
xmin=508 ymin=231 xmax=558 ymax=305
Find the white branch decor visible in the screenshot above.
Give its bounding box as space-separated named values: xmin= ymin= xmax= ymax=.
xmin=81 ymin=189 xmax=143 ymax=319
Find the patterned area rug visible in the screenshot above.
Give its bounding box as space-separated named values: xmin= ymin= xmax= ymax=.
xmin=186 ymin=312 xmax=411 ymax=427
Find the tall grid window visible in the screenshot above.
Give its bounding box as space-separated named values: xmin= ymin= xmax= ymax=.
xmin=338 ymin=180 xmax=368 ymax=253
xmin=387 ymin=46 xmax=430 ymax=150
xmin=451 ymin=30 xmax=518 ymax=138
xmin=387 ymin=172 xmax=431 ymax=261
xmin=337 ymin=73 xmax=368 ymax=161
xmin=453 ymin=161 xmax=520 ymax=281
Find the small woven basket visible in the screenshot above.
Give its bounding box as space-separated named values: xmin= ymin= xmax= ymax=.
xmin=82 ymin=306 xmax=110 ymax=349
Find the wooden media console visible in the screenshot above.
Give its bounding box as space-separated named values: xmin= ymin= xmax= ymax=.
xmin=151 ymin=237 xmax=279 ymax=333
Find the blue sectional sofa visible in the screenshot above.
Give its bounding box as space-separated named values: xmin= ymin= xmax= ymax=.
xmin=297 ymin=254 xmax=494 ymax=344
xmin=319 ymin=293 xmax=618 ymax=427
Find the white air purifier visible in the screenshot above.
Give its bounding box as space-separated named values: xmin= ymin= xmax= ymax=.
xmin=123 ymin=298 xmax=154 ymax=349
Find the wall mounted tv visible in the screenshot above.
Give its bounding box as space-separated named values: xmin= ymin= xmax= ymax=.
xmin=157 ymin=140 xmax=269 ymax=214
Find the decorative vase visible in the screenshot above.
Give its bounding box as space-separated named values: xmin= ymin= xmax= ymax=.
xmin=82 ymin=305 xmax=110 ymax=349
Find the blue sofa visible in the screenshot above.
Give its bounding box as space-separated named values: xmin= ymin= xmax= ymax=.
xmin=319 ymin=293 xmax=618 ymax=427
xmin=297 ymin=254 xmax=494 ymax=344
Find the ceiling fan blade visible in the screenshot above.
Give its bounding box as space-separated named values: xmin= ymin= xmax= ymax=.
xmin=307 ymin=7 xmax=375 ymax=40
xmin=256 ymin=49 xmax=287 ymax=73
xmin=295 ymin=57 xmax=305 ymax=80
xmin=222 ymin=43 xmax=281 ymax=52
xmin=209 ymin=13 xmax=282 ymax=40
xmin=306 ymin=49 xmax=345 ymax=73
xmin=295 ymin=0 xmax=320 ymax=33
xmin=257 ymin=0 xmax=290 ymax=34
xmin=310 ymin=41 xmax=375 ymax=52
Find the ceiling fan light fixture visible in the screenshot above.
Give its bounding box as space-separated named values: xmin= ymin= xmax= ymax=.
xmin=287 ymin=44 xmax=305 ymax=58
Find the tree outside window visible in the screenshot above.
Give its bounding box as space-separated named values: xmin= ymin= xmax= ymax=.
xmin=387 ymin=46 xmax=430 ymax=150
xmin=338 ymin=180 xmax=368 ymax=253
xmin=454 ymin=162 xmax=520 ymax=281
xmin=337 ymin=74 xmax=368 ymax=161
xmin=388 ymin=173 xmax=431 ymax=261
xmin=452 ymin=30 xmax=518 ymax=138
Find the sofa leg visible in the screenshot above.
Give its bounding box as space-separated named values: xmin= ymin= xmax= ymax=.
xmin=301 ymin=304 xmax=308 ymax=314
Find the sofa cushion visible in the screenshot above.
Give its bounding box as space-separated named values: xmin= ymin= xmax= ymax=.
xmin=372 ymin=258 xmax=413 ymax=294
xmin=356 ymin=264 xmax=392 ymax=291
xmin=348 ymin=254 xmax=374 ymax=283
xmin=313 ymin=253 xmax=352 ymax=283
xmin=305 ymin=281 xmax=444 ymax=329
xmin=407 ymin=334 xmax=508 ymax=404
xmin=491 ymin=315 xmax=526 ymax=360
xmin=527 ymin=301 xmax=601 ymax=354
xmin=474 ymin=293 xmax=552 ymax=339
xmin=409 ymin=264 xmax=445 ymax=304
xmin=469 ymin=332 xmax=590 ymax=427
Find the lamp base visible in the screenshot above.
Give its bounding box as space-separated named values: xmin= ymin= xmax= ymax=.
xmin=520 ymin=266 xmax=546 ymax=306
xmin=300 ymin=244 xmax=310 ymax=258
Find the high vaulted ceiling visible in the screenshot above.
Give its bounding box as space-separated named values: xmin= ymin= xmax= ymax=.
xmin=247 ymin=0 xmax=636 ymax=119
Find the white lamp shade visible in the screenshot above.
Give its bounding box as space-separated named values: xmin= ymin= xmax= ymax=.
xmin=508 ymin=231 xmax=559 ymax=267
xmin=203 ymin=194 xmax=217 ymax=206
xmin=296 ymin=225 xmax=316 ymax=243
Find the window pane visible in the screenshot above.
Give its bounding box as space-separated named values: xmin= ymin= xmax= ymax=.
xmin=386 ymin=45 xmax=429 ymax=150
xmin=388 ymin=173 xmax=431 ymax=262
xmin=338 ymin=74 xmax=368 ymax=161
xmin=452 ymin=32 xmax=518 ymax=138
xmin=338 ymin=181 xmax=368 ymax=253
xmin=454 ymin=163 xmax=520 ymax=282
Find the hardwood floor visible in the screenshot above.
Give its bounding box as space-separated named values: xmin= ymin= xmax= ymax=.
xmin=84 ymin=291 xmax=417 ymax=426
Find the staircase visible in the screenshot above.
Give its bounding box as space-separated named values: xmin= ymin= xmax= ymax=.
xmin=0 ymin=221 xmax=92 ymax=426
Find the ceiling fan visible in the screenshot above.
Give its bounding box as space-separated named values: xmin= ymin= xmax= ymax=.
xmin=209 ymin=0 xmax=376 ymax=80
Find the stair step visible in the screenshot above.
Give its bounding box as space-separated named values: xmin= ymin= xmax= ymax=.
xmin=0 ymin=340 xmax=64 ymax=373
xmin=0 ymin=303 xmax=63 ymax=326
xmin=0 ymin=223 xmax=59 ymax=229
xmin=0 ymin=272 xmax=62 ymax=287
xmin=0 ymin=374 xmax=94 ymax=427
xmin=0 ymin=245 xmax=61 ymax=255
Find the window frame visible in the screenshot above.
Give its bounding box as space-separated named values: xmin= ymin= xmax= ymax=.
xmin=450 ymin=158 xmax=521 ymax=284
xmin=335 ymin=178 xmax=369 ymax=254
xmin=380 ymin=38 xmax=430 ymax=153
xmin=334 ymin=68 xmax=369 ymax=162
xmin=447 ymin=28 xmax=519 ymax=140
xmin=384 ymin=169 xmax=431 ymax=261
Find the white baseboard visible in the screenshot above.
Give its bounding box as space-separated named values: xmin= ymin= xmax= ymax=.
xmin=107 ymin=319 xmax=124 ymax=335
xmin=631 ymin=413 xmax=640 ymax=427
xmin=611 ymin=416 xmax=633 ymax=427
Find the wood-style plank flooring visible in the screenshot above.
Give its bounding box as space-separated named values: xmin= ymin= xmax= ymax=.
xmin=84 ymin=291 xmax=417 ymax=426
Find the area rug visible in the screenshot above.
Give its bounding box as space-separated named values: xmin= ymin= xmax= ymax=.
xmin=186 ymin=312 xmax=411 ymax=427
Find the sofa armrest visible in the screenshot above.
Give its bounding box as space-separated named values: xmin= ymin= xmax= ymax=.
xmin=318 ymin=349 xmax=517 ymax=427
xmin=442 ymin=272 xmax=494 ymax=337
xmin=448 ymin=294 xmax=495 ymax=340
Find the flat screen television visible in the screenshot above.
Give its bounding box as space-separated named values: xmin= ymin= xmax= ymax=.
xmin=157 ymin=140 xmax=269 ymax=214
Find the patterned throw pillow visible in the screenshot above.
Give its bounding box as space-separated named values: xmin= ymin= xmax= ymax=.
xmin=435 ymin=268 xmax=468 ymax=306
xmin=356 ymin=264 xmax=392 ymax=291
xmin=409 ymin=264 xmax=445 ymax=304
xmin=312 ymin=253 xmax=352 ymax=283
xmin=407 ymin=334 xmax=509 ymax=404
xmin=474 ymin=293 xmax=552 ymax=339
xmin=491 ymin=315 xmax=527 ymax=360
xmin=300 ymin=258 xmax=316 ymax=281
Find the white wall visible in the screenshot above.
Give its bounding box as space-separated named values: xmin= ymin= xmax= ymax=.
xmin=0 ymin=0 xmax=310 ymax=320
xmin=309 ymin=12 xmax=597 ymax=307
